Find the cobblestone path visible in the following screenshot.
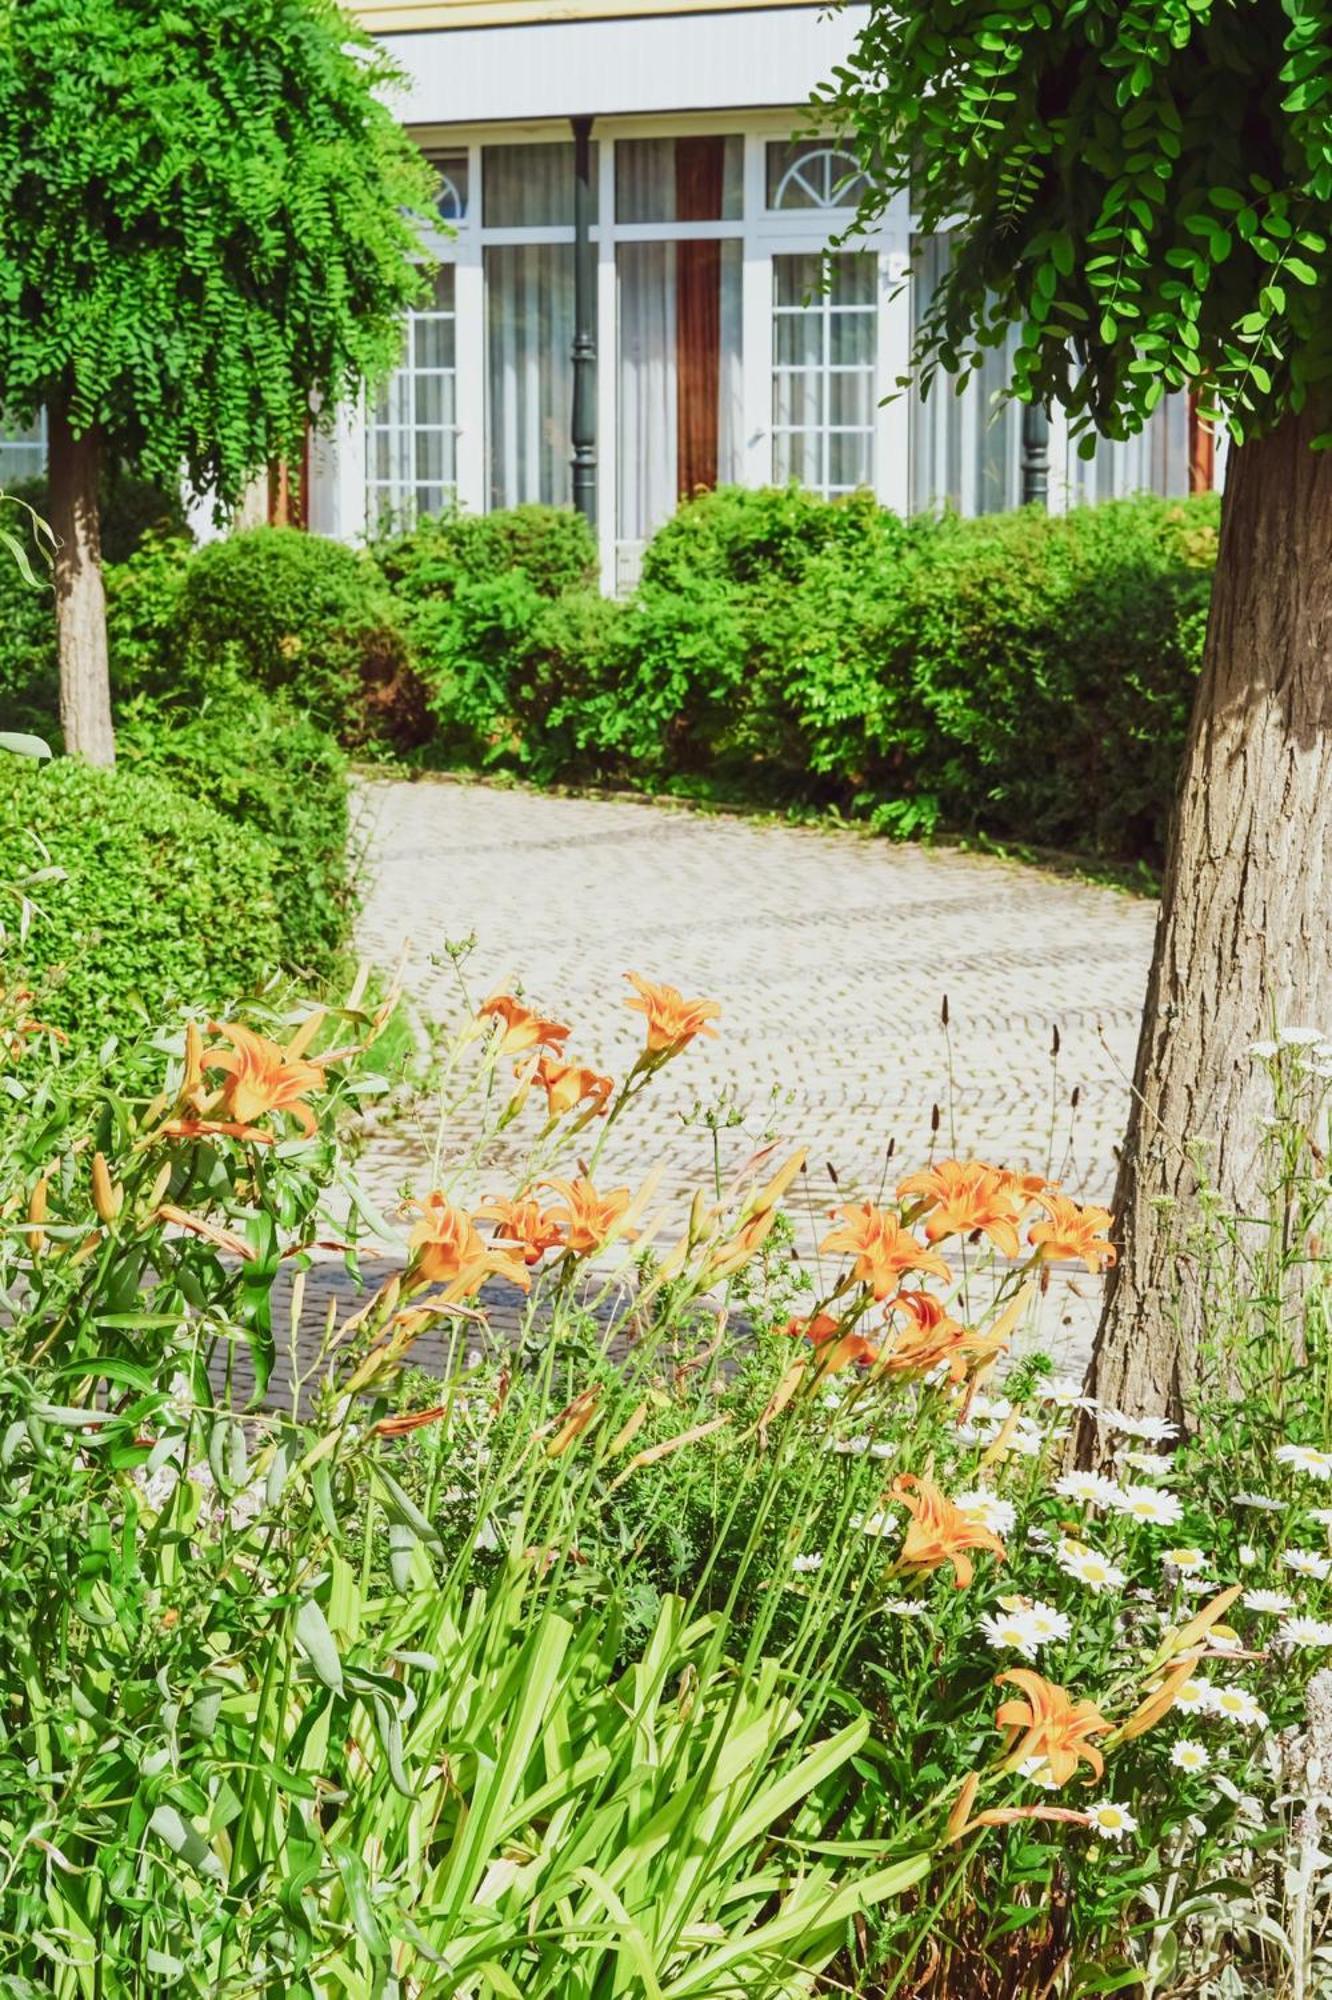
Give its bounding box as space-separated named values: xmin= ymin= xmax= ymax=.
xmin=306 ymin=776 xmax=1156 ymax=1381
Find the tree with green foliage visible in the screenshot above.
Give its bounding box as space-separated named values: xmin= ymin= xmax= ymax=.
xmin=823 ymin=0 xmax=1332 ymax=1426
xmin=0 ymin=0 xmax=433 ymax=765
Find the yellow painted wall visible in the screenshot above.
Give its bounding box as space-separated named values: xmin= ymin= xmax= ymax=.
xmin=355 ymin=0 xmax=821 ymax=32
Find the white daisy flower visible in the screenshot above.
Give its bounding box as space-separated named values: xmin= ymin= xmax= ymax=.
xmin=1114 ymin=1484 xmax=1185 ymax=1527
xmin=1053 ymin=1470 xmax=1122 ymax=1509
xmin=1234 ymin=1492 xmax=1284 ymax=1512
xmin=1278 ymin=1616 xmax=1332 ymax=1648
xmin=1242 ymin=1588 xmax=1295 ymax=1614
xmin=1249 ymin=1039 xmax=1280 ymax=1060
xmin=980 ymin=1609 xmax=1042 ymax=1659
xmin=832 ymin=1434 xmax=872 ymax=1456
xmin=1276 ymin=1444 xmax=1332 ymax=1480
xmin=1102 ymin=1411 xmax=1179 ymax=1443
xmin=1309 ymin=1508 xmax=1332 ymax=1528
xmin=1087 ymin=1800 xmax=1139 ymax=1841
xmin=1284 ymin=1549 xmax=1332 ymax=1581
xmin=955 ymin=1489 xmax=1017 ymax=1535
xmin=1163 ymin=1546 xmax=1209 ymax=1574
xmin=1207 ymin=1685 xmax=1268 ymax=1728
xmin=970 ymin=1393 xmax=1013 ymax=1422
xmin=1017 ymin=1755 xmax=1060 ymax=1791
xmin=869 ymin=1441 xmax=895 ymax=1459
xmin=1170 ymin=1739 xmax=1210 ymax=1772
xmin=1208 ymin=1626 xmax=1243 ymax=1647
xmin=1120 ymin=1449 xmax=1175 ymax=1477
xmin=885 ymin=1597 xmax=930 ymax=1618
xmin=1042 ymin=1380 xmax=1096 ymax=1411
xmin=1172 ymin=1677 xmax=1211 ymax=1712
xmin=1238 ymin=1544 xmax=1260 ymax=1567
xmin=1278 ymin=1026 xmax=1327 ymax=1047
xmin=792 ymin=1552 xmax=824 ymax=1573
xmin=1022 ymin=1600 xmax=1072 ymax=1645
xmin=1056 ymin=1541 xmax=1127 ymax=1592
xmin=858 ymin=1510 xmax=899 ymax=1539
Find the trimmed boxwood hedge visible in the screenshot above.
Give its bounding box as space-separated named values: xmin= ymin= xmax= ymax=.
xmin=0 ymin=755 xmax=284 ymax=1041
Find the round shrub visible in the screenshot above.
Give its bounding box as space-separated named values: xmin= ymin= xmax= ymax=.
xmin=892 ymin=495 xmax=1218 ymax=856
xmin=173 ymin=527 xmax=425 ymax=750
xmin=374 ymin=503 xmax=597 ymax=604
xmin=0 ymin=755 xmax=284 ymax=1040
xmin=117 ymin=680 xmax=351 ymax=978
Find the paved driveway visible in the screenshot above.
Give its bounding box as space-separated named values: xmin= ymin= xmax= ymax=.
xmin=336 ymin=776 xmax=1156 ymax=1376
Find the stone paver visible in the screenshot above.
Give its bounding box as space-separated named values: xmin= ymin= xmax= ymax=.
xmin=304 ymin=775 xmax=1156 ymax=1380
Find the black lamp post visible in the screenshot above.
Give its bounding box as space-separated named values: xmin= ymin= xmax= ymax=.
xmin=1021 ymin=400 xmax=1050 ymax=508
xmin=570 ymin=115 xmax=597 ymax=525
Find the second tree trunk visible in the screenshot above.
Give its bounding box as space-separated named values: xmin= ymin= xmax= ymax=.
xmin=1084 ymin=408 xmax=1332 ymax=1424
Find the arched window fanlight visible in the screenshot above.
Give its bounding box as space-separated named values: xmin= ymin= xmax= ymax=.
xmin=768 ymin=142 xmax=867 ymax=211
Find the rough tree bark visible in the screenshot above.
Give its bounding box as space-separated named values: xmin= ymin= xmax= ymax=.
xmin=1083 ymin=407 xmax=1332 ymax=1427
xmin=48 ymin=397 xmax=115 ymax=767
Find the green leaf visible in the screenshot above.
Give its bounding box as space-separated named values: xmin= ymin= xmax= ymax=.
xmin=148 ymin=1803 xmax=223 ymax=1880
xmin=294 ymin=1596 xmax=344 ymax=1694
xmin=0 ymin=731 xmax=51 ymax=760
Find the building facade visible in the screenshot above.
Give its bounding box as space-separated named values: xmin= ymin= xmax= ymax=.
xmin=309 ymin=0 xmax=1207 ymax=587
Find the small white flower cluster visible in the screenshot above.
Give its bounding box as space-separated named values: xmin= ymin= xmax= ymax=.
xmin=1173 ymin=1678 xmax=1268 ymax=1728
xmin=1250 ymin=1025 xmax=1332 ymax=1078
xmin=1276 ymin=1444 xmax=1332 ymax=1481
xmin=953 ymin=1488 xmax=1017 ymax=1535
xmin=1055 ymin=1540 xmax=1127 ymax=1592
xmin=1051 ymin=1471 xmax=1184 ymax=1526
xmin=980 ymin=1599 xmax=1071 ymax=1661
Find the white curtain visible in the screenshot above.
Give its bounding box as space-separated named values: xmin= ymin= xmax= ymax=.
xmin=1068 ymin=395 xmax=1191 ymax=503
xmin=618 ymin=243 xmax=677 ymax=543
xmin=910 ymin=233 xmax=1024 ymax=515
xmin=486 ymin=244 xmax=574 ymax=510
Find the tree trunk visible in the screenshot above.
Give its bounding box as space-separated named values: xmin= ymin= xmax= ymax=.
xmin=1082 ymin=407 xmax=1332 ymax=1431
xmin=48 ymin=398 xmax=114 ymax=767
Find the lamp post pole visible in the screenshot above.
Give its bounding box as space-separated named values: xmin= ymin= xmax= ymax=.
xmin=571 ymin=114 xmax=597 ymax=525
xmin=1021 ymin=400 xmax=1050 ymax=508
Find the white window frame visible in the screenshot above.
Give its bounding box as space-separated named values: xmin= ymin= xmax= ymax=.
xmin=364 ymin=264 xmax=461 ymax=533
xmin=327 ymin=112 xmax=914 ymax=586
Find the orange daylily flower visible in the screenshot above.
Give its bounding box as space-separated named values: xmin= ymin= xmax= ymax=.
xmin=474 ymin=1194 xmax=567 ymax=1267
xmin=405 ymin=1192 xmax=531 ymax=1297
xmin=479 ymin=994 xmax=571 ymax=1057
xmin=880 ymin=1289 xmax=969 ymax=1377
xmin=624 ymin=972 xmax=721 ymax=1055
xmin=892 ymin=1472 xmax=1007 ymax=1588
xmin=0 ymin=979 xmax=65 ymax=1064
xmin=998 ymin=1169 xmax=1054 ymax=1203
xmin=995 ymin=1669 xmax=1111 ymax=1787
xmin=532 ymin=1055 xmax=613 ymax=1121
xmin=541 ymin=1175 xmax=635 ymax=1255
xmin=372 ymin=1405 xmax=449 ymax=1438
xmin=781 ymin=1310 xmax=881 ymax=1373
xmin=897 ymin=1159 xmax=1026 ymax=1258
xmin=1028 ymin=1193 xmax=1117 ymax=1272
xmin=164 ymin=1020 xmax=326 ymax=1142
xmin=820 ymin=1203 xmax=951 ymax=1301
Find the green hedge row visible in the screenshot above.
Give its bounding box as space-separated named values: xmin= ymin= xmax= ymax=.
xmin=366 ymin=486 xmax=1217 ymax=864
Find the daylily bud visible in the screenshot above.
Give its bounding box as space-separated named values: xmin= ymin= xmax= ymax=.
xmin=26 ymin=1176 xmax=48 ymax=1255
xmin=147 ymin=1160 xmax=173 ymax=1211
xmin=91 ymin=1152 xmax=122 ymax=1223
